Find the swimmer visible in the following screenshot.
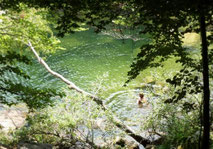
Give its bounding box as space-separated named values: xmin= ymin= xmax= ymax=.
xmin=137 ymin=93 xmax=147 ymax=108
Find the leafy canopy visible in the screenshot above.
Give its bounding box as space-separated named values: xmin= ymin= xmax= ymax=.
xmin=0 ymin=5 xmax=64 ymax=109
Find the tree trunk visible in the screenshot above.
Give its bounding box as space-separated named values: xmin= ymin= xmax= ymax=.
xmin=199 ymin=1 xmax=210 ymax=148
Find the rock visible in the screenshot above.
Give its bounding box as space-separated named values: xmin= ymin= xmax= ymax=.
xmin=0 ymin=105 xmax=28 ymax=132
xmin=144 ymin=76 xmax=155 ymax=85
xmin=69 ymin=141 xmax=91 ymax=149
xmin=18 ymin=143 xmax=52 ymax=149
xmin=126 ymin=141 xmax=139 ymax=149
xmin=115 ymin=136 xmax=126 ymax=147
xmin=0 ymin=146 xmax=8 ymax=149
xmin=114 ymin=136 xmax=141 ymax=149
xmin=92 ymin=118 xmax=107 ymax=130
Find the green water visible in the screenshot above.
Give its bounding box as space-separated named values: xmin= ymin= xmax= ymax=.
xmin=25 ymin=29 xmax=154 ymax=131
xmin=29 ymin=29 xmax=147 ymax=95
xmin=20 ymin=29 xmax=181 ymax=137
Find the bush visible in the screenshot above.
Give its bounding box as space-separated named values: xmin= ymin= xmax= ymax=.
xmin=143 ymin=90 xmax=202 ymax=149
xmin=3 ymin=91 xmax=117 ymax=148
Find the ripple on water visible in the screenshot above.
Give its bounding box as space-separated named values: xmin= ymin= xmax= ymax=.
xmin=106 ymin=89 xmax=153 ymax=133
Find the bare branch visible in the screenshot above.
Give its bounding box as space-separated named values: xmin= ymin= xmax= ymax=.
xmin=28 ymin=41 xmax=104 ymax=107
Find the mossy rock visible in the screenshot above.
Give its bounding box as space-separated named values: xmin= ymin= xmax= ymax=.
xmin=182 ymin=33 xmax=200 ymax=48
xmin=144 ymin=76 xmax=156 ymax=84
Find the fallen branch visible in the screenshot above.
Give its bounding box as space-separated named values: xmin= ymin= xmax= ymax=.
xmin=27 ymin=41 xmax=151 ymax=147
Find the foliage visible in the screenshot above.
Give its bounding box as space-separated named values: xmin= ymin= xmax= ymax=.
xmin=0 ymin=1 xmax=121 ymax=36
xmin=144 ymin=89 xmax=202 ymax=149
xmin=0 ymin=0 xmax=212 ymax=147
xmin=0 ymin=4 xmax=62 ymax=53
xmin=1 ymin=92 xmax=116 ymax=148
xmin=0 ymin=5 xmax=64 ymax=109
xmin=0 ymin=51 xmax=63 ymax=109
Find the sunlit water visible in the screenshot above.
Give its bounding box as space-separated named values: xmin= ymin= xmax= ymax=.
xmin=28 ymin=29 xmax=147 ymax=91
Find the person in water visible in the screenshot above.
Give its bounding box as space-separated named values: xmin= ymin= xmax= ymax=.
xmin=137 ymin=93 xmax=147 ymax=108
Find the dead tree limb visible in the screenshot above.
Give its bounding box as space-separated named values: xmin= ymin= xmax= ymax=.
xmin=27 ymin=41 xmax=151 ymax=147
xmin=28 ymin=42 xmax=104 ymax=108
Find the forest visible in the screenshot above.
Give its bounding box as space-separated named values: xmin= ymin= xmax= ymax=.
xmin=0 ymin=0 xmax=212 ymax=149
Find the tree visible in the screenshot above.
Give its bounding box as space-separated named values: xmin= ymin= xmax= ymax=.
xmin=0 ymin=5 xmax=63 ymax=110
xmin=1 ymin=0 xmax=212 ymax=148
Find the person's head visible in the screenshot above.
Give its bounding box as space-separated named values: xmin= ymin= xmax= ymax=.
xmin=139 ymin=93 xmax=144 ymax=98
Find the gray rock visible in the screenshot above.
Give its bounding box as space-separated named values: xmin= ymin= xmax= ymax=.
xmin=18 ymin=143 xmax=52 ymax=149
